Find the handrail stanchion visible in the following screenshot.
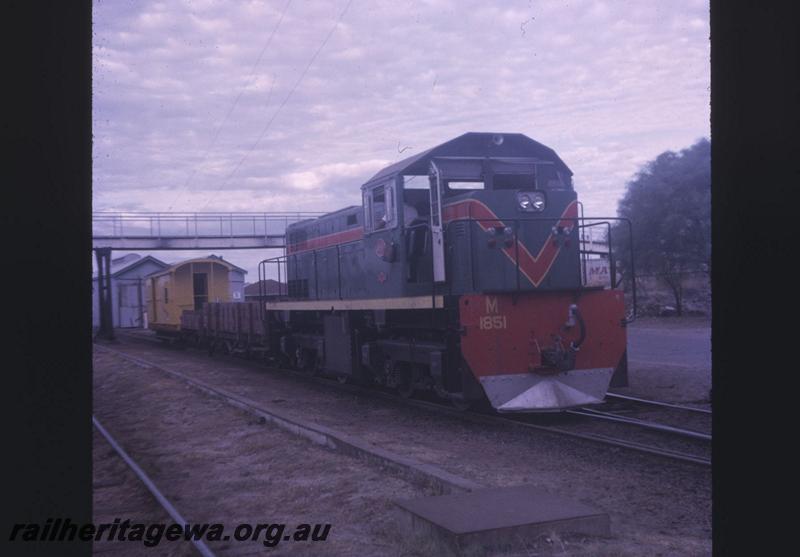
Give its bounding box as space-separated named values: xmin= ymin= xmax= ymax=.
xmin=313 ymin=250 xmax=319 ymax=300
xmin=625 ymin=218 xmax=637 ymax=321
xmin=336 ymin=245 xmax=343 ymax=300
xmin=277 ymin=256 xmax=282 ymax=297
xmin=608 ymin=221 xmax=616 ymax=290
xmin=514 ymin=219 xmax=521 ymax=296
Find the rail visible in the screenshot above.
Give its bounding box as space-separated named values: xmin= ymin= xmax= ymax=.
xmin=567 ymin=408 xmax=711 ymax=441
xmin=93 ymin=415 xmax=217 ymax=557
xmin=605 ymin=392 xmax=712 ymax=415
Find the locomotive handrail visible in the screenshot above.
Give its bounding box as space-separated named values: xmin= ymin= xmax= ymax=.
xmin=618 ymin=218 xmax=637 ymax=322
xmin=336 ymin=245 xmax=343 ymax=300
xmin=442 ymin=215 xmax=637 ymax=321
xmin=258 ymin=256 xmax=287 ymax=323
xmin=576 ymin=202 xmax=587 ymax=284
xmin=577 ymin=221 xmax=615 ymax=288
xmin=255 ymin=214 xmax=636 ymax=323
xmin=575 ymin=219 xmax=638 ymax=321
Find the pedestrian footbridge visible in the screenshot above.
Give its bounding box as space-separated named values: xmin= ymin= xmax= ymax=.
xmin=92 ymin=212 xmax=322 ymax=250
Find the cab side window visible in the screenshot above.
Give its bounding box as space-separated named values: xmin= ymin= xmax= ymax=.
xmin=364 ymin=183 xmax=395 ymax=232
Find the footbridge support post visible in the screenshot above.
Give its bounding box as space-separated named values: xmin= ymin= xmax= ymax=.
xmin=95 ymin=247 xmax=115 ymax=341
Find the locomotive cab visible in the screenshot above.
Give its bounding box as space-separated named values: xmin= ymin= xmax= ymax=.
xmin=390 ymin=156 xmax=581 ymax=295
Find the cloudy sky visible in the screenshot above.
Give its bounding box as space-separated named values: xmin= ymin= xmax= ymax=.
xmin=93 ymin=0 xmax=709 ymax=276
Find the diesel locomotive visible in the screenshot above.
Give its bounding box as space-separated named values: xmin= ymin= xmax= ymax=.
xmin=168 ymin=132 xmax=633 ymax=412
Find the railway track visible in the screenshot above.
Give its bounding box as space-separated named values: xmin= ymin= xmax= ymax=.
xmin=95 ymin=342 xmax=463 ymax=556
xmin=95 ymin=341 xmax=483 ymax=495
xmin=566 ymin=407 xmax=711 ymax=441
xmin=605 ymin=392 xmax=712 ymax=414
xmin=105 ymin=332 xmax=710 ymax=468
xmin=573 ymin=390 xmax=712 ymax=446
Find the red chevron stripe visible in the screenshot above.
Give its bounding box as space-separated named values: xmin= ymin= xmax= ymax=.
xmin=443 ymin=199 xmax=579 ymax=287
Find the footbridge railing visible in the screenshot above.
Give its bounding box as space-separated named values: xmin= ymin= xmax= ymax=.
xmin=92 ymin=212 xmax=323 ymax=250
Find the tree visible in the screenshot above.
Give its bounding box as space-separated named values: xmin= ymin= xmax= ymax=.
xmin=611 ymin=138 xmax=710 ymax=316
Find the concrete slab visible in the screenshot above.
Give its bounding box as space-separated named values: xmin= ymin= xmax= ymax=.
xmin=394 ymin=485 xmax=609 ymax=556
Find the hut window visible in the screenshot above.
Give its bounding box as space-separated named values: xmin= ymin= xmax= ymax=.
xmin=164 ymin=288 xmax=168 ymax=304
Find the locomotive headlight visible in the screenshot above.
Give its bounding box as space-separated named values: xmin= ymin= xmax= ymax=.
xmin=518 ymin=191 xmax=546 ymax=212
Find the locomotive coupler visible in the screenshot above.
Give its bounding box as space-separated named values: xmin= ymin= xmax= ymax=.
xmin=540 ymin=337 xmax=577 ymax=372
xmin=537 ymin=305 xmax=587 ymax=373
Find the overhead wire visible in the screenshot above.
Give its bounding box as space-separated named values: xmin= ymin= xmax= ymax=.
xmin=166 ymin=0 xmax=294 ymax=211
xmin=197 ymin=0 xmax=355 ymax=211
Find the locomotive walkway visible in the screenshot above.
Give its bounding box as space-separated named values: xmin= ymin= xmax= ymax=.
xmin=92 ymin=212 xmax=323 ymax=250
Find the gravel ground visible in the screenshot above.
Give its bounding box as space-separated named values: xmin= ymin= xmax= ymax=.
xmin=628 ymin=317 xmax=711 ymax=330
xmin=93 ymin=349 xmax=436 ymax=556
xmin=98 ymin=336 xmax=712 ymax=556
xmin=621 ymin=317 xmax=712 ymax=408
xmin=615 ymin=362 xmax=711 ymax=406
xmin=94 ymin=427 xmax=196 ymax=556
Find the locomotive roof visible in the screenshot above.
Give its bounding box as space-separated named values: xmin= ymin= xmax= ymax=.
xmin=364 ymin=132 xmax=572 ymax=187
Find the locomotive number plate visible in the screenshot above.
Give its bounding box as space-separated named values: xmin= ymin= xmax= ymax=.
xmin=479 ymin=315 xmax=508 ymax=330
